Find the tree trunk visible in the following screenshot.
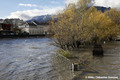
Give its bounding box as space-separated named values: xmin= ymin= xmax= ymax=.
xmin=93 ymin=44 xmax=103 ymax=56
xmin=73 ymin=63 xmax=79 ymax=71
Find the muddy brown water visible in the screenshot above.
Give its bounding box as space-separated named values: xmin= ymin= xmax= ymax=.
xmin=0 ymin=38 xmax=120 ymax=80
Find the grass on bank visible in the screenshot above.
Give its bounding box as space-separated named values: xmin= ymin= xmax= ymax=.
xmin=57 ymin=49 xmax=73 ymax=59
xmin=57 ymin=49 xmax=93 ymax=66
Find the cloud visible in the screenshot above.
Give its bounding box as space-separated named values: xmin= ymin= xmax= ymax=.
xmin=65 ymin=0 xmax=120 ymax=9
xmin=18 ymin=3 xmax=52 ymax=9
xmin=8 ymin=0 xmax=120 ymax=21
xmin=64 ymin=0 xmax=78 ymax=5
xmin=51 ymin=1 xmax=60 ymax=4
xmin=94 ymin=0 xmax=120 ymax=9
xmin=7 ymin=7 xmax=64 ymax=20
xmin=19 ymin=3 xmax=38 ymax=7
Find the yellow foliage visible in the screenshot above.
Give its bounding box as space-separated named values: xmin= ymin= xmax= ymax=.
xmin=51 ymin=0 xmax=120 ymax=48
xmin=105 ymin=8 xmax=120 ymax=25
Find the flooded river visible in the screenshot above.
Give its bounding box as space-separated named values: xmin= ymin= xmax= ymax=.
xmin=0 ymin=38 xmax=120 ymax=80
xmin=0 ymin=38 xmax=73 ymax=80
xmin=72 ymin=41 xmax=120 ymax=80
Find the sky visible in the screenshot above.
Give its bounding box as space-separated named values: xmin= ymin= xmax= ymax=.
xmin=0 ymin=0 xmax=120 ymax=20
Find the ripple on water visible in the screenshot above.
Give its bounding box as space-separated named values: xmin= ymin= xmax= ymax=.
xmin=0 ymin=38 xmax=73 ymax=80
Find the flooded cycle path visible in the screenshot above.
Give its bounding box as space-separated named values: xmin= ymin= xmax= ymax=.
xmin=0 ymin=38 xmax=120 ymax=80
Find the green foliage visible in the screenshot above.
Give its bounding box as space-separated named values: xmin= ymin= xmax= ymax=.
xmin=57 ymin=49 xmax=73 ymax=58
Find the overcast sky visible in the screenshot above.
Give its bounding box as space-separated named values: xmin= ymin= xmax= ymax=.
xmin=0 ymin=0 xmax=120 ymax=20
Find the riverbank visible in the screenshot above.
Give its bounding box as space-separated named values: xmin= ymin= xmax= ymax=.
xmin=68 ymin=41 xmax=120 ymax=80
xmin=55 ymin=41 xmax=120 ymax=80
xmin=0 ymin=37 xmax=120 ymax=80
xmin=0 ymin=38 xmax=71 ymax=80
xmin=0 ymin=34 xmax=53 ymax=39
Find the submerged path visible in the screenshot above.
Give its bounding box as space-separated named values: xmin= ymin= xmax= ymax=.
xmin=1 ymin=38 xmax=120 ymax=80
xmin=72 ymin=41 xmax=120 ymax=80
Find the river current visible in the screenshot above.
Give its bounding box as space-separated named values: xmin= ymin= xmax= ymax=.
xmin=0 ymin=38 xmax=73 ymax=80
xmin=0 ymin=38 xmax=120 ymax=80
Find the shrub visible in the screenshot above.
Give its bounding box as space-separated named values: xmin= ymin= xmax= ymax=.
xmin=57 ymin=49 xmax=73 ymax=58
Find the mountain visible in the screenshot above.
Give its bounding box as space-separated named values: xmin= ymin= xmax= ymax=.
xmin=94 ymin=6 xmax=111 ymax=12
xmin=26 ymin=6 xmax=110 ymax=23
xmin=26 ymin=15 xmax=53 ymax=23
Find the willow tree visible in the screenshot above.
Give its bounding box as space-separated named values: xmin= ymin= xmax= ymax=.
xmin=105 ymin=8 xmax=120 ymax=25
xmin=51 ymin=0 xmax=93 ymax=49
xmin=51 ymin=0 xmax=119 ymax=55
xmin=104 ymin=9 xmax=120 ymax=40
xmin=80 ymin=7 xmax=119 ymax=56
xmin=81 ymin=7 xmax=118 ymax=44
xmin=51 ymin=4 xmax=78 ymax=49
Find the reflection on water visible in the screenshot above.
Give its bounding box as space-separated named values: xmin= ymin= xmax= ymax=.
xmin=0 ymin=38 xmax=73 ymax=80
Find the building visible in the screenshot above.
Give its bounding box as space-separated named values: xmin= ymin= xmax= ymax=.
xmin=23 ymin=21 xmax=49 ymax=35
xmin=0 ymin=18 xmax=29 ymax=35
xmin=3 ymin=18 xmax=25 ymax=31
xmin=0 ymin=19 xmax=50 ymax=36
xmin=0 ymin=19 xmax=4 ymax=30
